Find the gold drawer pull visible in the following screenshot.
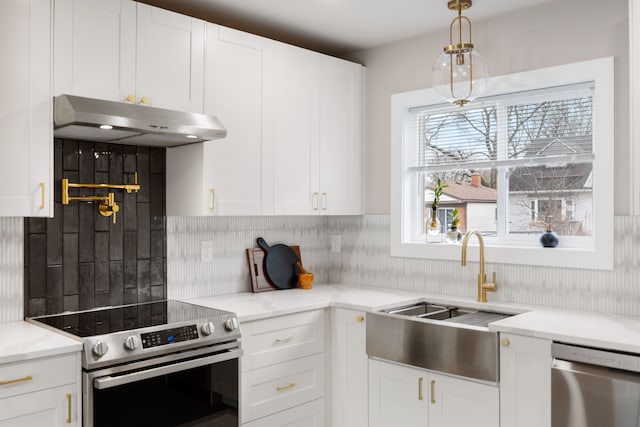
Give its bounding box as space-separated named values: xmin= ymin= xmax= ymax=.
xmin=274 ymin=336 xmax=293 ymax=345
xmin=356 ymin=315 xmax=364 ymax=323
xmin=66 ymin=393 xmax=72 ymax=424
xmin=418 ymin=377 xmax=424 ymax=400
xmin=276 ymin=382 xmax=295 ymax=392
xmin=0 ymin=375 xmax=33 ymax=386
xmin=501 ymin=338 xmax=510 ymax=347
xmin=430 ymin=380 xmax=436 ymax=404
xmin=209 ymin=188 xmax=215 ymax=212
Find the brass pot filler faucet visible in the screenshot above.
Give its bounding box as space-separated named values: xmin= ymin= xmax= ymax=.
xmin=61 ymin=172 xmax=140 ymax=224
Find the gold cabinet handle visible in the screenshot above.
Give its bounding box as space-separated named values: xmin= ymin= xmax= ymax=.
xmin=274 ymin=336 xmax=293 ymax=345
xmin=209 ymin=188 xmax=215 ymax=212
xmin=321 ymin=192 xmax=327 ymax=210
xmin=39 ymin=182 xmax=45 ymax=209
xmin=140 ymin=96 xmax=149 ymax=104
xmin=125 ymin=94 xmax=135 ymax=102
xmin=501 ymin=338 xmax=510 ymax=347
xmin=418 ymin=377 xmax=424 ymax=401
xmin=65 ymin=393 xmax=72 ymax=424
xmin=430 ymin=380 xmax=436 ymax=404
xmin=356 ymin=315 xmax=364 ymax=323
xmin=312 ymin=192 xmax=319 ymax=210
xmin=0 ymin=375 xmax=33 ymax=386
xmin=276 ymin=382 xmax=295 ymax=392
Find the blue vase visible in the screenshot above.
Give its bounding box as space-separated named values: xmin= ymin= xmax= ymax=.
xmin=540 ymin=229 xmax=559 ymax=248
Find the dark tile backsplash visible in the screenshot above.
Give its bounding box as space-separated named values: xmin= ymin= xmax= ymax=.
xmin=24 ymin=139 xmax=166 ymax=317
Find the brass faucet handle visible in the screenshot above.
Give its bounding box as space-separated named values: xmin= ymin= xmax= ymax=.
xmin=482 ymin=272 xmax=497 ymax=292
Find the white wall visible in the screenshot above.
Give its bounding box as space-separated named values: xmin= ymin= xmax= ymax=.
xmin=345 ymin=0 xmax=629 ymax=215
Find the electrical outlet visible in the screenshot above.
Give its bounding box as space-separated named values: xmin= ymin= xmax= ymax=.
xmin=201 ymin=240 xmax=214 ymax=262
xmin=331 ymin=234 xmax=341 ymax=253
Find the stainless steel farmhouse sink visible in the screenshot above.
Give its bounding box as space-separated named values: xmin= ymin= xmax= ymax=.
xmin=366 ymin=302 xmax=514 ymax=383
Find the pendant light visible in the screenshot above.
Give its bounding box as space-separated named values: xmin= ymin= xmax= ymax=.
xmin=432 ymin=0 xmax=489 ymax=106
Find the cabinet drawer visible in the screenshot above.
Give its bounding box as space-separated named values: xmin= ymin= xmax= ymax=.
xmin=241 ymin=310 xmax=324 ymax=372
xmin=241 ymin=353 xmax=324 ymax=422
xmin=242 ymin=398 xmax=325 ymax=427
xmin=0 ymin=353 xmax=77 ymax=399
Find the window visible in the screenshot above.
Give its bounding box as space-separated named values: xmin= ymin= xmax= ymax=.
xmin=390 ymin=58 xmax=614 ymax=270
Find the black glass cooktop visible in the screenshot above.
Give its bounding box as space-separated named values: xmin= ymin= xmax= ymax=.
xmin=31 ymin=300 xmax=228 ymax=338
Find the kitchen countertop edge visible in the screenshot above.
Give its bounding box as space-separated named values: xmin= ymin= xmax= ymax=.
xmin=0 ymin=321 xmax=82 ymax=365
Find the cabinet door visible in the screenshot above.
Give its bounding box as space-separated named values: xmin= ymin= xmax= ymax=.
xmin=0 ymin=0 xmax=52 ymax=217
xmin=428 ymin=372 xmax=499 ymax=427
xmin=368 ymin=359 xmax=428 ymax=427
xmin=500 ymin=333 xmax=552 ymax=427
xmin=331 ymin=309 xmax=367 ymax=427
xmin=0 ymin=384 xmax=77 ymax=427
xmin=319 ymin=56 xmax=363 ymax=215
xmin=273 ymin=43 xmax=320 ymax=215
xmin=53 ymin=0 xmax=136 ymax=102
xmin=203 ymin=24 xmax=274 ymax=215
xmin=136 ymin=3 xmax=204 ymax=113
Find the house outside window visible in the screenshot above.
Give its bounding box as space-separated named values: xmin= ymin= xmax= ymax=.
xmin=390 ymin=58 xmax=614 ymax=270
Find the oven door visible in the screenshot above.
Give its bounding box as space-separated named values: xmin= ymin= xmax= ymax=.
xmin=84 ymin=346 xmax=242 ymax=427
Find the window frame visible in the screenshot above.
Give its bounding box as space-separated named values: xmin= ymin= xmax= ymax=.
xmin=390 ymin=57 xmax=614 ymax=270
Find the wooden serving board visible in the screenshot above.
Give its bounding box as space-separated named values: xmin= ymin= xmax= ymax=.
xmin=246 ymin=246 xmax=301 ymax=292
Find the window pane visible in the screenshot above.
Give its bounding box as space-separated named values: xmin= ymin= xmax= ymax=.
xmin=418 ymin=107 xmax=497 ymax=168
xmin=507 ymin=97 xmax=592 ymax=160
xmin=507 ymin=163 xmax=593 ymax=236
xmin=423 ymin=170 xmax=497 ymax=236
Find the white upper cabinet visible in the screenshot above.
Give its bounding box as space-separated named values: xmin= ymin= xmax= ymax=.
xmin=167 ymin=24 xmax=275 ymax=216
xmin=273 ymin=43 xmax=321 ymax=215
xmin=273 ymin=45 xmax=363 ymax=215
xmin=136 ymin=3 xmax=204 ymax=112
xmin=54 ymin=0 xmax=204 ymax=112
xmin=319 ymin=55 xmax=363 ymax=215
xmin=0 ymin=0 xmax=53 ymax=217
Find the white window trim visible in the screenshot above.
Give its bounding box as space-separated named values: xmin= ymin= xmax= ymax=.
xmin=390 ymin=57 xmax=614 ymax=270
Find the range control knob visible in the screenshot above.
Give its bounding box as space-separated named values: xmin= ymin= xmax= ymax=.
xmin=201 ymin=322 xmax=215 ymax=336
xmin=224 ymin=317 xmax=239 ymax=332
xmin=92 ymin=341 xmax=109 ymax=358
xmin=124 ymin=335 xmax=140 ymax=351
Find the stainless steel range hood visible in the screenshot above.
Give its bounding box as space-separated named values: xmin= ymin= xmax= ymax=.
xmin=54 ymin=94 xmax=226 ymax=147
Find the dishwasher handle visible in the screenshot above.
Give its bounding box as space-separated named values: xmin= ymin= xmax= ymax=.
xmin=552 ymin=342 xmax=640 ymax=374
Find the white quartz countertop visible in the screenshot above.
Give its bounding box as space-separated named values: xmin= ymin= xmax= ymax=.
xmin=489 ymin=309 xmax=640 ymax=354
xmin=187 ymin=283 xmax=640 ymax=354
xmin=0 ymin=321 xmax=82 ymax=365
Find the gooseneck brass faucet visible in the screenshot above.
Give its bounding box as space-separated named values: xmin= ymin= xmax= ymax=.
xmin=461 ymin=230 xmax=497 ymax=302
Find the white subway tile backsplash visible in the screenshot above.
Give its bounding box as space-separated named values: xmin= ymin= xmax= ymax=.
xmin=167 ymin=215 xmax=640 ymax=317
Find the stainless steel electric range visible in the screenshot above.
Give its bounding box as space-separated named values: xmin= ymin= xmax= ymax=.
xmin=29 ymin=300 xmax=241 ymax=427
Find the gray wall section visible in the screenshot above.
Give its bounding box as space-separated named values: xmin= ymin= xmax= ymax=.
xmin=345 ymin=0 xmax=629 ymax=215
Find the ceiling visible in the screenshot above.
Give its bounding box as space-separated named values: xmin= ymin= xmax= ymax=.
xmin=138 ymin=0 xmax=557 ymax=56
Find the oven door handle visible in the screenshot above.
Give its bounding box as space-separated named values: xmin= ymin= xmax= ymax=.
xmin=93 ymin=348 xmax=242 ymax=390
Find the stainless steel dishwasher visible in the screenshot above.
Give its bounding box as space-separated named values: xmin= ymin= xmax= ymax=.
xmin=552 ymin=342 xmax=640 ymax=426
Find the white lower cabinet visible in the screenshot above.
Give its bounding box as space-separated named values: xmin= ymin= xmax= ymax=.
xmin=331 ymin=308 xmax=367 ymax=427
xmin=429 ymin=372 xmax=499 ymax=427
xmin=240 ymin=310 xmax=326 ymax=425
xmin=0 ymin=384 xmax=75 ymax=427
xmin=369 ymin=359 xmax=428 ymax=427
xmin=243 ymin=398 xmax=325 ymax=427
xmin=499 ymin=333 xmax=552 ymax=427
xmin=369 ymin=358 xmax=499 ymax=427
xmin=0 ymin=353 xmax=80 ymax=426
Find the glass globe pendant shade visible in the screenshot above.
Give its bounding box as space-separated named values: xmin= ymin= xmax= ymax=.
xmin=432 ymin=47 xmax=489 ymax=106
